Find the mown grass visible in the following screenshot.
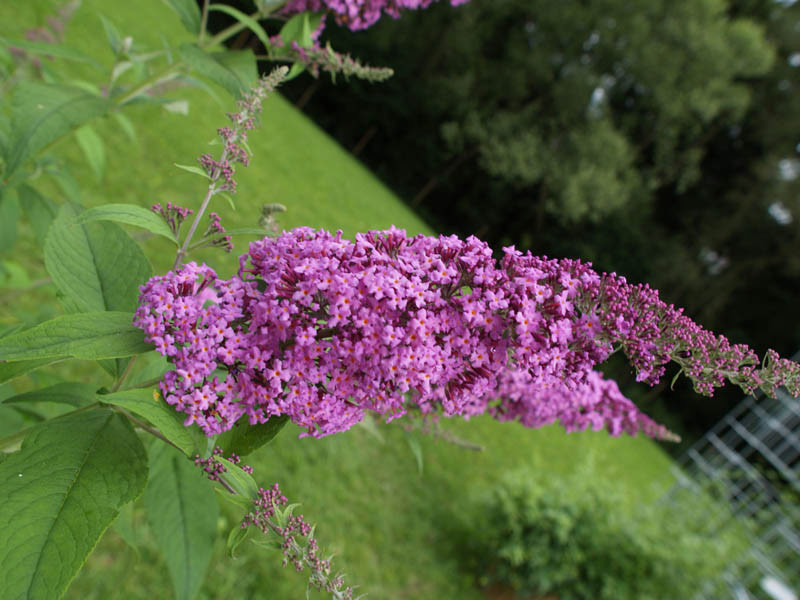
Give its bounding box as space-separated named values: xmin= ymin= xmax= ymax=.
xmin=1 ymin=2 xmax=676 ymax=599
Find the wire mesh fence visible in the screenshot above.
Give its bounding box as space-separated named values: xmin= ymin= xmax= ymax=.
xmin=664 ymin=379 xmax=799 ymax=600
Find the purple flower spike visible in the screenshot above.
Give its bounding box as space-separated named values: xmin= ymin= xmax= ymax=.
xmin=134 ymin=228 xmax=799 ymax=441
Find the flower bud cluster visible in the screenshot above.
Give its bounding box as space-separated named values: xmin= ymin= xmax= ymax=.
xmin=152 ymin=202 xmax=193 ymax=237
xmin=241 ymin=483 xmax=354 ymax=599
xmin=266 ymin=34 xmax=394 ymax=83
xmin=194 ymin=447 xmax=254 ymax=482
xmin=281 ymin=0 xmax=470 ymax=31
xmin=196 ymin=67 xmax=288 ymax=196
xmin=134 ymin=228 xmax=798 ymax=441
xmin=197 ymin=212 xmax=233 ymax=253
xmin=581 ymin=276 xmax=800 ymax=397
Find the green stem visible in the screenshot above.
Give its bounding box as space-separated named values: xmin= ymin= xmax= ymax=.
xmin=111 ymin=355 xmax=139 ymax=393
xmin=174 ymin=170 xmax=223 ymax=268
xmin=128 ymin=375 xmax=166 ymax=390
xmin=113 ymin=405 xmax=183 ymax=452
xmin=114 ymin=66 xmax=182 ymax=106
xmin=217 ymin=477 xmax=237 ymax=495
xmin=199 ymin=0 xmax=210 ymax=43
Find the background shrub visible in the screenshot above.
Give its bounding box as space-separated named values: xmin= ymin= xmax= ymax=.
xmin=473 ymin=463 xmax=756 ymax=599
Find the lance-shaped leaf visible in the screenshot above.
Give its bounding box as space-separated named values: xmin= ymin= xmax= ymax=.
xmin=18 ymin=185 xmax=58 ymax=245
xmin=0 ymin=37 xmax=102 ymax=68
xmin=179 ymin=43 xmax=249 ymax=98
xmin=208 ymin=5 xmax=271 ymax=49
xmin=2 ymin=382 xmax=97 ymax=408
xmin=98 ymin=14 xmax=123 ymax=56
xmin=0 ymin=312 xmax=151 ymax=361
xmin=226 ymin=523 xmax=250 ymax=558
xmin=5 ymin=82 xmax=110 ymax=178
xmin=0 ymin=189 xmax=20 ymax=253
xmin=113 ymin=500 xmax=139 ymax=553
xmin=215 ymin=456 xmax=259 ymax=509
xmin=215 ymin=414 xmax=289 ymax=458
xmin=0 ymin=405 xmax=27 ymax=439
xmin=0 ymin=358 xmax=59 ymax=385
xmin=280 ymin=11 xmax=322 ymax=48
xmin=215 ymin=50 xmax=258 ymax=91
xmin=100 ymin=389 xmax=202 ymax=457
xmin=162 ymin=0 xmax=202 ymax=35
xmin=0 ymin=408 xmax=148 ymax=600
xmin=76 ymin=203 xmax=177 ymax=244
xmin=74 ymin=124 xmax=106 ymax=181
xmin=145 ymin=440 xmax=217 ymax=600
xmin=45 ymin=203 xmax=152 ymax=314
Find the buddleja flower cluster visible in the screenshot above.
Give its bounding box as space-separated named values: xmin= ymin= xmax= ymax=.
xmin=281 ymin=0 xmax=471 ymax=31
xmin=134 ymin=228 xmax=799 ymax=441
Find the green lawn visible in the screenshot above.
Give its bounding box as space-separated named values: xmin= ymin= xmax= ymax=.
xmin=1 ymin=2 xmax=676 ymax=599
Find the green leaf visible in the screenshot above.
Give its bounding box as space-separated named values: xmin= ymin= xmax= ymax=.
xmin=121 ymin=351 xmax=169 ymax=389
xmin=112 ymin=112 xmax=138 ymax=144
xmin=0 ymin=37 xmax=102 ymax=69
xmin=47 ymin=163 xmax=82 ymax=204
xmin=215 ymin=456 xmax=259 ymax=504
xmin=0 ymin=408 xmax=148 ymax=600
xmin=7 ymin=404 xmax=46 ymax=423
xmin=18 ymin=185 xmax=58 ymax=245
xmin=76 ymin=203 xmax=178 ymax=244
xmin=5 ymin=82 xmax=110 ymax=179
xmin=250 ymin=537 xmax=282 ymax=551
xmin=98 ymin=14 xmax=123 ymax=56
xmin=405 ymin=432 xmax=424 ymax=475
xmin=277 ymin=12 xmax=324 ymax=78
xmin=284 ymin=62 xmax=306 ymax=82
xmin=162 ymin=0 xmax=202 ymax=35
xmin=208 ymin=5 xmax=271 ymax=49
xmin=0 ymin=311 xmax=151 ymax=361
xmin=0 ymin=358 xmax=59 ymax=385
xmin=670 ymin=369 xmax=683 ymax=391
xmin=0 ymin=404 xmax=27 ymax=438
xmin=300 ymin=12 xmax=324 ymax=47
xmin=218 ymin=192 xmax=236 ymax=211
xmin=174 ymin=162 xmax=210 ymax=179
xmin=113 ymin=500 xmax=139 ymax=554
xmin=0 ymin=189 xmax=21 ymax=253
xmin=145 ymin=440 xmax=217 ymax=600
xmin=74 ymin=124 xmax=106 ymax=182
xmin=280 ymin=12 xmax=310 ymax=48
xmin=100 ymin=389 xmax=200 ymax=457
xmin=179 ymin=43 xmax=249 ymax=98
xmin=45 ymin=203 xmax=152 ymax=314
xmin=163 ymin=99 xmax=190 ymax=115
xmin=0 ymin=324 xmax=24 ymax=339
xmin=255 ymin=0 xmax=287 ymax=16
xmin=226 ymin=523 xmax=250 ymax=558
xmin=214 ymin=50 xmax=258 ymax=92
xmin=2 ymin=382 xmax=97 ymax=408
xmin=216 ymin=415 xmax=289 ymax=457
xmin=110 ymin=61 xmax=135 ymax=84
